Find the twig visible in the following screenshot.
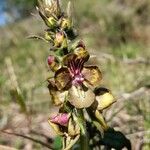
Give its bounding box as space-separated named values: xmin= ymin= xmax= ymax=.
xmin=126 ymin=130 xmax=150 ymax=138
xmin=117 ymin=87 xmax=149 ymax=102
xmin=108 ymin=86 xmax=149 ymax=121
xmin=91 ymin=51 xmax=150 ymax=65
xmin=135 ymin=139 xmax=144 ymax=150
xmin=1 ymin=130 xmax=52 ymax=149
xmin=30 ymin=129 xmax=53 ymax=143
xmin=27 ymin=35 xmax=48 ymax=43
xmin=126 ymin=130 xmax=150 ymax=150
xmin=123 ymin=58 xmax=150 ymax=65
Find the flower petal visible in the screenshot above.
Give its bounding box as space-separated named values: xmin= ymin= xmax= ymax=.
xmin=63 ymin=47 xmax=89 ymax=66
xmin=48 ymin=81 xmax=68 ymax=105
xmin=94 ymin=87 xmax=116 ymax=111
xmin=63 ymin=53 xmax=76 ymax=66
xmin=68 ymin=85 xmax=95 ymax=108
xmin=74 ymin=47 xmax=89 ymax=62
xmin=55 ymin=67 xmax=72 ymax=90
xmin=82 ymin=66 xmax=102 ymax=88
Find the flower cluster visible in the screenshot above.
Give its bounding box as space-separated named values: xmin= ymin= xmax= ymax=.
xmin=37 ymin=0 xmax=116 ymax=149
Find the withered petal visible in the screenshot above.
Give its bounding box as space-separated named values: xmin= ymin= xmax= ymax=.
xmin=68 ymin=117 xmax=80 ymax=137
xmin=82 ymin=66 xmax=102 ymax=88
xmin=63 ymin=135 xmax=80 ymax=150
xmin=68 ymin=85 xmax=95 ymax=108
xmin=55 ymin=67 xmax=72 ymax=90
xmin=48 ymin=81 xmax=62 ymax=105
xmin=48 ymin=119 xmax=64 ymax=136
xmin=48 ymin=85 xmax=68 ymax=105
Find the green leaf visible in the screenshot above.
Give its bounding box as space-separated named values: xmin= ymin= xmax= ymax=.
xmin=52 ymin=136 xmax=62 ymax=150
xmin=100 ymin=128 xmax=131 ymax=150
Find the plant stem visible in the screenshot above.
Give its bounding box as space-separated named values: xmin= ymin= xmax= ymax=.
xmin=77 ymin=109 xmax=89 ymax=150
xmin=80 ymin=131 xmax=89 ymax=150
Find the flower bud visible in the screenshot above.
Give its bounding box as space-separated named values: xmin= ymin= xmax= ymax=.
xmin=38 ymin=0 xmax=61 ymax=18
xmin=47 ymin=55 xmax=60 ymax=71
xmin=45 ymin=31 xmax=54 ymax=42
xmin=54 ymin=32 xmax=65 ymax=47
xmin=39 ymin=10 xmax=57 ymax=29
xmin=47 ymin=16 xmax=57 ymax=28
xmin=47 ymin=55 xmax=55 ymax=65
xmin=50 ymin=113 xmax=70 ymax=126
xmin=74 ymin=41 xmax=89 ymax=61
xmin=60 ymin=18 xmax=72 ymax=31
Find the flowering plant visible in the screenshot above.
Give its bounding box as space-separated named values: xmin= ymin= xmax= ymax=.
xmin=34 ymin=0 xmax=131 ymax=149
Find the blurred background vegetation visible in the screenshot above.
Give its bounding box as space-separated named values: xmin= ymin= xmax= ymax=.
xmin=0 ymin=0 xmax=150 ymax=149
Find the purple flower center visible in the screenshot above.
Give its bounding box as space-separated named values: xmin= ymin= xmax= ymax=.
xmin=68 ymin=59 xmax=84 ymax=85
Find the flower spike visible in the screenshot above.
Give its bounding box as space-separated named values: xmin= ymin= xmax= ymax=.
xmin=35 ymin=0 xmax=117 ymax=149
